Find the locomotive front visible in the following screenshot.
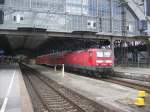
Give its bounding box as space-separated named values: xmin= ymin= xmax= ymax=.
xmin=95 ymin=49 xmax=113 ymax=75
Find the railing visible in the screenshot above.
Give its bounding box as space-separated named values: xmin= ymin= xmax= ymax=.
xmin=115 ymin=58 xmax=150 ymax=68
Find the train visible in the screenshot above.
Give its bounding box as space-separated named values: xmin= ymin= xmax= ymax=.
xmin=36 ymin=48 xmax=113 ymax=77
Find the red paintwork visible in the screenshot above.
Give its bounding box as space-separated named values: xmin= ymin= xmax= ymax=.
xmin=36 ymin=48 xmax=113 ymax=68
xmin=36 ymin=53 xmax=65 ymax=65
xmin=64 ymin=48 xmax=112 ymax=67
xmin=64 ymin=49 xmax=96 ymax=66
xmin=36 ymin=54 xmax=49 ymax=64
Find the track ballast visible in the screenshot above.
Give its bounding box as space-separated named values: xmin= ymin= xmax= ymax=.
xmin=21 ymin=64 xmax=118 ymax=112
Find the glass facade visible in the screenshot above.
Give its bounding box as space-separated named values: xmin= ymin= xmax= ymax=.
xmin=0 ymin=0 xmax=140 ymax=36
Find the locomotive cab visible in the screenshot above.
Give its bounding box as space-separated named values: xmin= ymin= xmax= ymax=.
xmin=95 ymin=49 xmax=113 ymax=77
xmin=96 ymin=49 xmax=113 ymax=67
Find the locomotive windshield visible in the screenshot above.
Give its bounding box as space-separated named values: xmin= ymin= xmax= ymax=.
xmin=96 ymin=52 xmax=103 ymax=57
xmin=104 ymin=52 xmax=111 ymax=57
xmin=96 ymin=51 xmax=111 ymax=57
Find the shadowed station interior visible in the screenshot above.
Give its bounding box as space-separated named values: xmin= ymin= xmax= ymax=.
xmin=0 ymin=32 xmax=149 ymax=68
xmin=0 ymin=0 xmax=150 ymax=112
xmin=0 ymin=33 xmax=111 ymax=57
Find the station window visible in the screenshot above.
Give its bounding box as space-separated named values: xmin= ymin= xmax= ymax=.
xmin=13 ymin=15 xmax=24 ymax=22
xmin=13 ymin=16 xmax=16 ymax=21
xmin=87 ymin=22 xmax=91 ymax=26
xmin=20 ymin=17 xmax=24 ymax=20
xmin=87 ymin=21 xmax=96 ymax=28
xmin=93 ymin=22 xmax=96 ymax=27
xmin=126 ymin=26 xmax=129 ymax=31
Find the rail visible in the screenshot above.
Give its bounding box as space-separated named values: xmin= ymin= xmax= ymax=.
xmin=20 ymin=64 xmax=126 ymax=112
xmin=102 ymin=78 xmax=150 ymax=93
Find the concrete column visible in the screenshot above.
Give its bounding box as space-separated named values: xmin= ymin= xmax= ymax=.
xmin=54 ymin=65 xmax=57 ymax=72
xmin=146 ymin=40 xmax=150 ymax=67
xmin=62 ymin=64 xmax=64 ymax=77
xmin=110 ymin=0 xmax=113 ymax=33
xmin=111 ymin=37 xmax=115 ymax=67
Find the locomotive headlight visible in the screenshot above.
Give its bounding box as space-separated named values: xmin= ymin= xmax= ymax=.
xmin=96 ymin=60 xmax=104 ymax=63
xmin=105 ymin=60 xmax=112 ymax=63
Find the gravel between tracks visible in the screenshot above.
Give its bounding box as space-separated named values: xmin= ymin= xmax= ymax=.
xmin=22 ymin=66 xmax=99 ymax=112
xmin=21 ymin=65 xmax=124 ymax=112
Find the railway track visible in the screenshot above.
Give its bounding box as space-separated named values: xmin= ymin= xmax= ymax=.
xmin=21 ymin=65 xmax=122 ymax=112
xmin=69 ymin=70 xmax=150 ymax=93
xmin=66 ymin=70 xmax=150 ymax=111
xmin=100 ymin=78 xmax=150 ymax=112
xmin=22 ymin=68 xmax=86 ymax=112
xmin=23 ymin=73 xmax=48 ymax=112
xmin=101 ymin=78 xmax=150 ymax=93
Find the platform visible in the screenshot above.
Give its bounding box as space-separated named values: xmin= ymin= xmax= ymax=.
xmin=114 ymin=67 xmax=150 ymax=82
xmin=0 ymin=64 xmax=33 ymax=112
xmin=29 ymin=64 xmax=143 ymax=112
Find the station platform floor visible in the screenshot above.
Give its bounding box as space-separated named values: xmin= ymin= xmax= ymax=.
xmin=0 ymin=64 xmax=33 ymax=112
xmin=29 ymin=64 xmax=142 ymax=112
xmin=114 ymin=67 xmax=150 ymax=81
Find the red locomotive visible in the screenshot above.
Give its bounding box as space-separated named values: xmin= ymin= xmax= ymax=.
xmin=36 ymin=48 xmax=113 ymax=77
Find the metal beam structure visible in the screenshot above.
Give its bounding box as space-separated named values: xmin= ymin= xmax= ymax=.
xmin=0 ymin=0 xmax=146 ymax=36
xmin=0 ymin=29 xmax=149 ymax=41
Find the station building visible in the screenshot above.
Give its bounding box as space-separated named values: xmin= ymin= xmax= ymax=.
xmin=0 ymin=0 xmax=149 ymax=36
xmin=0 ymin=0 xmax=150 ymax=67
